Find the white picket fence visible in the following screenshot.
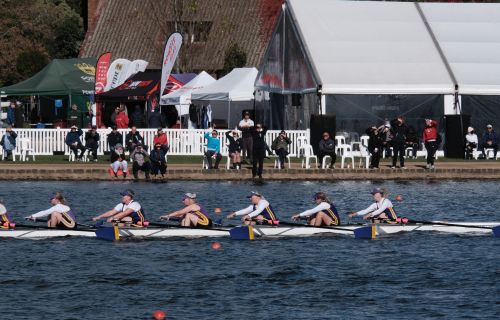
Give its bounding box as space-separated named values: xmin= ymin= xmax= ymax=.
xmin=0 ymin=128 xmax=310 ymax=157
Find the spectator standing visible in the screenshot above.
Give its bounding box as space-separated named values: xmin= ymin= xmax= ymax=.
xmin=153 ymin=127 xmax=169 ymax=152
xmin=365 ymin=126 xmax=384 ymax=169
xmin=125 ymin=126 xmax=146 ymax=153
xmin=251 ymin=124 xmax=268 ymax=181
xmin=84 ymin=125 xmax=100 ymax=161
xmin=6 ymin=101 xmax=16 ymax=127
xmin=67 ymin=104 xmax=81 ymax=128
xmin=110 ymin=144 xmax=127 ymax=178
xmin=381 ymin=122 xmax=392 ymax=158
xmin=405 ymin=126 xmax=419 ymax=159
xmin=107 ymin=126 xmax=123 ymax=152
xmin=115 ymin=105 xmax=129 ymax=129
xmin=225 ymin=130 xmax=242 ymax=169
xmin=150 ymin=142 xmax=167 ymax=178
xmin=318 ymin=131 xmax=336 ymax=169
xmin=14 ymin=101 xmax=24 ymax=128
xmin=130 ymin=105 xmax=146 ymax=128
xmin=465 ymin=126 xmax=478 ymax=160
xmin=271 ymin=130 xmax=292 ymax=169
xmin=0 ymin=126 xmax=17 ymax=161
xmin=423 ymin=118 xmax=438 ymax=169
xmin=481 ymin=124 xmax=498 ymax=159
xmin=204 ymin=129 xmax=222 ymax=169
xmin=390 ymin=116 xmax=409 ymax=169
xmin=130 ymin=144 xmax=151 ymax=180
xmin=65 ymin=125 xmax=85 ymax=161
xmin=238 ymin=111 xmax=254 ymax=164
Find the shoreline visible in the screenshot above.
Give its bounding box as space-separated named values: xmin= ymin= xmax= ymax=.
xmin=1 ymin=162 xmax=500 ymax=181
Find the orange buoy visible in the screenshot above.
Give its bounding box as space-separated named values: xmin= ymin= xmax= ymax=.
xmin=214 ymin=208 xmax=222 ymax=214
xmin=211 ymin=242 xmax=222 ymax=250
xmin=153 ymin=310 xmax=166 ymax=320
xmin=395 ymin=195 xmax=403 ymax=201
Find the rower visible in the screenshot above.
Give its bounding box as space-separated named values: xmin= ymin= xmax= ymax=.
xmin=226 ymin=191 xmax=278 ymax=225
xmin=0 ymin=199 xmax=12 ymax=228
xmin=348 ymin=187 xmax=398 ymax=223
xmin=25 ymin=192 xmax=76 ymax=229
xmin=291 ymin=192 xmax=340 ymax=226
xmin=92 ymin=189 xmax=145 ymax=226
xmin=159 ymin=193 xmax=212 ymax=228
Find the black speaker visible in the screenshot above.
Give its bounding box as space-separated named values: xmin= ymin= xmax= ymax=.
xmin=310 ymin=114 xmax=336 ymax=155
xmin=445 ymin=114 xmax=470 ymax=158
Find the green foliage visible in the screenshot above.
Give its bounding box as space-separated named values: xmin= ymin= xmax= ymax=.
xmin=221 ymin=43 xmax=247 ymax=77
xmin=16 ymin=49 xmax=49 ymax=79
xmin=51 ymin=15 xmax=84 ymax=58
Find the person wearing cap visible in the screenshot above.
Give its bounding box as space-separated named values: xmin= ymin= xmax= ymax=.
xmin=125 ymin=126 xmax=146 ymax=153
xmin=65 ymin=125 xmax=85 ymax=161
xmin=348 ymin=188 xmax=398 ymax=223
xmin=251 ymin=124 xmax=268 ymax=181
xmin=465 ymin=127 xmax=478 ymax=160
xmin=130 ymin=144 xmax=151 ymax=180
xmin=204 ymin=129 xmax=222 ymax=169
xmin=0 ymin=199 xmax=12 ymax=229
xmin=423 ymin=118 xmax=439 ymax=169
xmin=238 ymin=111 xmax=254 ymax=164
xmin=0 ymin=126 xmax=17 ymax=161
xmin=110 ymin=143 xmax=128 ymax=178
xmin=481 ymin=124 xmax=498 ymax=159
xmin=271 ymin=130 xmax=292 ymax=169
xmin=25 ymin=192 xmax=76 ymax=229
xmin=225 ymin=130 xmax=242 ymax=169
xmin=159 ymin=193 xmax=212 ymax=228
xmin=107 ymin=126 xmax=123 ymax=152
xmin=92 ymin=189 xmax=145 ymax=226
xmin=84 ymin=125 xmax=100 ymax=161
xmin=150 ymin=142 xmax=167 ymax=178
xmin=153 ymin=127 xmax=169 ymax=152
xmin=226 ymin=191 xmax=278 ymax=225
xmin=291 ymin=192 xmax=340 ymax=226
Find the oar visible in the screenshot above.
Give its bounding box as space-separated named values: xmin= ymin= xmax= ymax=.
xmin=398 ymin=218 xmax=500 ymax=237
xmin=4 ymin=222 xmax=96 ymax=231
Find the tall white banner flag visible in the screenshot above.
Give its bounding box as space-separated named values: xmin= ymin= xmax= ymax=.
xmin=160 ymin=33 xmax=182 ymax=96
xmin=104 ymin=58 xmax=131 ymax=91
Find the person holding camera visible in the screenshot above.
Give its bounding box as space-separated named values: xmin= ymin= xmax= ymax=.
xmin=271 ymin=130 xmax=292 ymax=169
xmin=390 ymin=116 xmax=409 ymax=169
xmin=0 ymin=126 xmax=17 ymax=161
xmin=225 ymin=130 xmax=242 ymax=169
xmin=130 ymin=144 xmax=151 ymax=180
xmin=423 ymin=118 xmax=439 ymax=169
xmin=318 ymin=131 xmax=336 ymax=169
xmin=204 ymin=129 xmax=222 ymax=169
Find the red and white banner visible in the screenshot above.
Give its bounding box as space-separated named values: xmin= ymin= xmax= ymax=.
xmin=94 ymin=52 xmax=112 ymax=94
xmin=160 ymin=33 xmax=182 ymax=96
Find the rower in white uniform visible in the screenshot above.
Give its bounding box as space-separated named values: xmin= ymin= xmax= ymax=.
xmin=92 ymin=189 xmax=145 ymax=226
xmin=25 ymin=192 xmax=76 ymax=229
xmin=226 ymin=191 xmax=278 ymax=225
xmin=291 ymin=192 xmax=340 ymax=226
xmin=348 ymin=187 xmax=398 ymax=223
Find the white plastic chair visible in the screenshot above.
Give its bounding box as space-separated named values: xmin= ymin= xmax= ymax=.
xmin=299 ymin=144 xmax=318 ymax=169
xmin=484 ymin=148 xmax=499 ymax=160
xmin=358 ymin=144 xmax=371 ymax=168
xmin=296 ymin=136 xmax=308 ymax=152
xmin=334 ymin=136 xmax=346 ymax=154
xmin=340 ymin=144 xmax=355 ymax=169
xmin=360 ymin=135 xmax=369 ymax=148
xmin=274 ymin=154 xmax=292 ymax=169
xmin=1 ymin=146 xmax=17 ymax=161
xmin=19 ymin=138 xmax=35 ymax=161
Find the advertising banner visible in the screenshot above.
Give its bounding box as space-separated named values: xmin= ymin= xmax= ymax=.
xmin=160 ymin=33 xmax=182 ymax=96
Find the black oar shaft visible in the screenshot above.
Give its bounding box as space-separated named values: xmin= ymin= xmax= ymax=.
xmin=280 ymin=221 xmax=354 ymax=232
xmin=408 ymin=220 xmax=493 ymax=230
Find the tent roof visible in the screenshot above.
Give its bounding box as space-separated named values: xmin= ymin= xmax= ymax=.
xmin=0 ymin=58 xmax=97 ymax=96
xmin=160 ymin=71 xmax=216 ymax=105
xmin=257 ymin=0 xmax=500 ymax=95
xmin=191 ymin=68 xmax=258 ymax=101
xmin=97 ymin=71 xmax=196 ymax=101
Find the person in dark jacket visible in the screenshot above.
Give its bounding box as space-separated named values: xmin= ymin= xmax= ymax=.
xmin=130 ymin=105 xmax=146 ymax=128
xmin=405 ymin=126 xmax=419 ymax=159
xmin=125 ymin=126 xmax=146 ymax=153
xmin=366 ymin=126 xmax=384 ymax=169
xmin=6 ymin=101 xmax=16 ymax=127
xmin=238 ymin=112 xmax=254 ymax=164
xmin=107 ymin=126 xmax=123 ymax=152
xmin=225 ymin=130 xmax=242 ymax=169
xmin=318 ymin=131 xmax=336 ymax=169
xmin=271 ymin=130 xmax=292 ymax=169
xmin=251 ymin=124 xmax=268 ymax=181
xmin=14 ymin=101 xmax=24 ymax=128
xmin=65 ymin=125 xmax=85 ymax=161
xmin=150 ymin=142 xmax=167 ymax=178
xmin=0 ymin=126 xmax=17 ymax=160
xmin=481 ymin=124 xmax=498 ymax=159
xmin=390 ymin=116 xmax=409 ymax=169
xmin=84 ymin=126 xmax=100 ymax=161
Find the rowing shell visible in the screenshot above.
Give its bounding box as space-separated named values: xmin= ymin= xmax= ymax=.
xmin=0 ymin=222 xmax=498 ymax=239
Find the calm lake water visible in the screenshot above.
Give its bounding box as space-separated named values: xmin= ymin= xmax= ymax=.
xmin=0 ymin=180 xmax=499 ymax=319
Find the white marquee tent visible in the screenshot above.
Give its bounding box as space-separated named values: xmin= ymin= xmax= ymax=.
xmin=160 ymin=71 xmax=216 ymax=106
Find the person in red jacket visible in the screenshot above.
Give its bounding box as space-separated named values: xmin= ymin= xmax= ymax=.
xmin=423 ymin=118 xmax=438 ymax=169
xmin=115 ymin=105 xmax=129 ymax=129
xmin=153 ymin=127 xmax=169 ymax=152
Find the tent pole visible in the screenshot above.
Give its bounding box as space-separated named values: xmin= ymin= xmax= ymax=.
xmin=228 ymin=100 xmax=231 ymax=129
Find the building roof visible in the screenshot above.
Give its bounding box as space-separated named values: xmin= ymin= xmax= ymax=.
xmin=80 ymin=0 xmax=282 ymax=73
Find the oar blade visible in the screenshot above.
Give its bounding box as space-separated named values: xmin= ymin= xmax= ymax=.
xmin=95 ymin=226 xmax=120 ymax=241
xmin=229 ymin=226 xmax=255 ymax=240
xmin=354 ymin=225 xmax=376 ymax=240
xmin=492 ymin=226 xmax=500 ymax=238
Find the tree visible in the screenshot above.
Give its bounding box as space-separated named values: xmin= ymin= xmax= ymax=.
xmin=220 ymin=43 xmax=247 ymax=77
xmin=51 ymin=15 xmax=84 ymax=58
xmin=16 ymin=49 xmax=49 ymax=79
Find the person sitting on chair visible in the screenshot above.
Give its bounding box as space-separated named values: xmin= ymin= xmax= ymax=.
xmin=84 ymin=125 xmax=100 ymax=161
xmin=465 ymin=126 xmax=478 ymax=160
xmin=107 ymin=126 xmax=123 ymax=152
xmin=481 ymin=124 xmax=498 ymax=159
xmin=0 ymin=126 xmax=17 ymax=161
xmin=225 ymin=130 xmax=242 ymax=169
xmin=271 ymin=130 xmax=292 ymax=169
xmin=318 ymin=132 xmax=336 ymax=169
xmin=65 ymin=125 xmax=85 ymax=161
xmin=204 ymin=129 xmax=222 ymax=169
